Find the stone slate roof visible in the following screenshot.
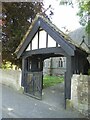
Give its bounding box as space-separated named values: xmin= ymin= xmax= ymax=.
xmin=69 ymin=27 xmax=88 ymax=44
xmin=15 ymin=14 xmax=89 ymax=54
xmin=68 ymin=27 xmax=90 ymax=53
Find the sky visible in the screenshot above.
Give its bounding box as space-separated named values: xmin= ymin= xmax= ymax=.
xmin=27 ymin=0 xmax=83 ymax=50
xmin=43 ymin=0 xmax=82 ymax=33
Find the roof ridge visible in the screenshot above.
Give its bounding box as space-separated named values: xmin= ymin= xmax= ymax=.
xmin=36 ymin=14 xmax=88 ymax=52
xmin=15 ymin=14 xmax=89 ymax=55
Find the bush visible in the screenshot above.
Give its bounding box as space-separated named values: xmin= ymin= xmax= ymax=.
xmin=1 ymin=61 xmax=12 ymax=69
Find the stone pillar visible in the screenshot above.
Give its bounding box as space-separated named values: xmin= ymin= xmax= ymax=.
xmin=71 ymin=74 xmax=90 ymax=117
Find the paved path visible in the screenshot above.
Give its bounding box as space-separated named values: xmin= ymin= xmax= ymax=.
xmin=1 ymin=83 xmax=85 ymax=118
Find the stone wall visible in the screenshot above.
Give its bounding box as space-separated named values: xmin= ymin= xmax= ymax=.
xmin=0 ymin=69 xmax=22 ymax=90
xmin=71 ymin=74 xmax=90 ymax=118
xmin=43 ymin=57 xmax=66 ymax=76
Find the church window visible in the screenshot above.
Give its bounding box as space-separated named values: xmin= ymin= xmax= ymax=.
xmin=58 ymin=58 xmax=63 ymax=67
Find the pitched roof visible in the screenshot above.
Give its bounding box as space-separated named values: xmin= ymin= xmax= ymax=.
xmin=68 ymin=27 xmax=90 ymax=53
xmin=15 ymin=14 xmax=88 ymax=58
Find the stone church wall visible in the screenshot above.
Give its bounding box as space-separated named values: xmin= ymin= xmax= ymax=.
xmin=43 ymin=57 xmax=66 ymax=76
xmin=71 ymin=74 xmax=90 ymax=118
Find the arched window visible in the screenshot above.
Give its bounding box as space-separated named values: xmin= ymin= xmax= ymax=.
xmin=58 ymin=58 xmax=63 ymax=67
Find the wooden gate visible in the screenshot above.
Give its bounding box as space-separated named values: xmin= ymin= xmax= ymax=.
xmin=64 ymin=72 xmax=66 ymax=109
xmin=24 ymin=71 xmax=43 ymax=100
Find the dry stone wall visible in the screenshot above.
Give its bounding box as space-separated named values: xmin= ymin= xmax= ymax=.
xmin=71 ymin=74 xmax=90 ymax=118
xmin=0 ymin=69 xmax=21 ymax=90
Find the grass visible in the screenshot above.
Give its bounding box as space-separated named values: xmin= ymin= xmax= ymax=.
xmin=43 ymin=75 xmax=64 ymax=88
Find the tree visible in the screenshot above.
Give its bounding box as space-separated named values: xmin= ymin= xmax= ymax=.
xmin=77 ymin=1 xmax=90 ymax=33
xmin=2 ymin=2 xmax=53 ymax=68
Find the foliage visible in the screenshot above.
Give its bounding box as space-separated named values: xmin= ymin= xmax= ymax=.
xmin=2 ymin=2 xmax=43 ymax=67
xmin=77 ymin=1 xmax=90 ymax=33
xmin=43 ymin=75 xmax=64 ymax=88
xmin=1 ymin=61 xmax=13 ymax=69
xmin=2 ymin=2 xmax=53 ymax=68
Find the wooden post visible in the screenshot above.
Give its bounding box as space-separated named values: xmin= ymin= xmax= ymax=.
xmin=56 ymin=43 xmax=58 ymax=47
xmin=71 ymin=56 xmax=75 ymax=74
xmin=22 ymin=57 xmax=28 ymax=92
xmin=38 ymin=30 xmax=39 ymax=49
xmin=21 ymin=58 xmax=25 ymax=87
xmin=46 ymin=32 xmax=48 ymax=48
xmin=40 ymin=59 xmax=44 ymax=89
xmin=30 ymin=41 xmax=32 ymax=50
xmin=64 ymin=72 xmax=66 ymax=109
xmin=66 ymin=56 xmax=72 ymax=99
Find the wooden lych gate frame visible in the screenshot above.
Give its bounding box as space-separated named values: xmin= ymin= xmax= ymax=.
xmin=15 ymin=14 xmax=89 ymax=108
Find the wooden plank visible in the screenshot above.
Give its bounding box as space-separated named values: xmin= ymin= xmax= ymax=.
xmin=64 ymin=72 xmax=66 ymax=109
xmin=75 ymin=52 xmax=80 ymax=74
xmin=30 ymin=42 xmax=32 ymax=50
xmin=42 ymin=53 xmax=64 ymax=60
xmin=74 ymin=53 xmax=77 ymax=74
xmin=70 ymin=56 xmax=75 ymax=74
xmin=22 ymin=47 xmax=67 ymax=58
xmin=46 ymin=32 xmax=48 ymax=48
xmin=56 ymin=43 xmax=58 ymax=47
xmin=40 ymin=18 xmax=75 ymax=56
xmin=76 ymin=47 xmax=88 ymax=57
xmin=21 ymin=58 xmax=25 ymax=86
xmin=21 ymin=57 xmax=27 ymax=87
xmin=24 ymin=71 xmax=43 ymax=100
xmin=65 ymin=56 xmax=72 ymax=99
xmin=38 ymin=30 xmax=39 ymax=49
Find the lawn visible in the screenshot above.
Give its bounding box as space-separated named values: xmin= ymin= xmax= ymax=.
xmin=43 ymin=75 xmax=64 ymax=88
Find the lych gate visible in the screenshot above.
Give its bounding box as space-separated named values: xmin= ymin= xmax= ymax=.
xmin=15 ymin=14 xmax=89 ymax=108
